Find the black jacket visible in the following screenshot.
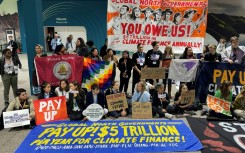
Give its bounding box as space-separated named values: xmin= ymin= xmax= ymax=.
xmin=118 ymin=58 xmax=134 ymax=77
xmin=86 ymin=91 xmax=106 ymax=108
xmin=152 ymin=90 xmax=170 ymax=109
xmin=38 ymin=91 xmax=57 ymax=100
xmin=68 ymin=91 xmax=86 ymax=114
xmin=0 ymin=57 xmax=22 ymax=76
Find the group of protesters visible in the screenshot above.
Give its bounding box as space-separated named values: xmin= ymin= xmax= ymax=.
xmin=0 ymin=35 xmax=245 ymax=130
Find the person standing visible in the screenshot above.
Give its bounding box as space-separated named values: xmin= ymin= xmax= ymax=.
xmin=204 ymin=44 xmax=222 ymax=62
xmin=0 ymin=49 xmax=22 ymax=106
xmin=7 ymin=36 xmax=22 ymax=68
xmin=145 ymin=41 xmax=163 ymax=85
xmin=118 ymin=51 xmax=134 ymax=94
xmin=46 ymin=33 xmax=52 ymax=52
xmin=51 ymin=34 xmax=62 ymax=52
xmin=132 ymin=43 xmax=146 ymax=94
xmin=100 ymin=39 xmax=108 ymax=59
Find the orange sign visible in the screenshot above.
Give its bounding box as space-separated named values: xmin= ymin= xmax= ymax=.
xmin=34 ymin=96 xmax=68 ymax=125
xmin=206 ymin=94 xmax=232 ymax=116
xmin=107 ymin=0 xmax=208 ymax=53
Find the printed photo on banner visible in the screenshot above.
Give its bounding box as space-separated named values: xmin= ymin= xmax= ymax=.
xmin=3 ymin=109 xmax=30 ymax=128
xmin=141 ymin=67 xmax=165 ymax=79
xmin=132 ymin=102 xmax=152 ymax=119
xmin=206 ymin=94 xmax=232 ymax=116
xmin=34 ymin=96 xmax=68 ymax=125
xmin=107 ymin=0 xmax=208 ymax=53
xmin=106 ymin=93 xmax=128 ymax=112
xmin=15 ymin=120 xmax=203 ymax=153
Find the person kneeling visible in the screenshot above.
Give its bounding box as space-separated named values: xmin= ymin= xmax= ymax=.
xmin=233 ymin=85 xmax=245 ymax=122
xmin=152 ymin=83 xmax=173 ymax=119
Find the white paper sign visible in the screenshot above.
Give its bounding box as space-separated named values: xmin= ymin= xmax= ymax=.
xmin=83 ymin=104 xmax=105 ymax=122
xmin=3 ymin=109 xmax=30 ymax=128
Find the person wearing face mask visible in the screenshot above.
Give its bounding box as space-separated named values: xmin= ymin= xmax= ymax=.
xmin=222 ymin=36 xmax=245 ymax=64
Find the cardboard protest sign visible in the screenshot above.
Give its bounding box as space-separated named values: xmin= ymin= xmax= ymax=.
xmin=206 ymin=94 xmax=232 ymax=116
xmin=34 ymin=96 xmax=68 ymax=125
xmin=3 ymin=109 xmax=30 ymax=128
xmin=83 ymin=104 xmax=105 ymax=122
xmin=181 ymin=90 xmax=195 ymax=104
xmin=141 ymin=68 xmax=165 ymax=79
xmin=132 ymin=102 xmax=152 ymax=119
xmin=106 ymin=93 xmax=128 ymax=112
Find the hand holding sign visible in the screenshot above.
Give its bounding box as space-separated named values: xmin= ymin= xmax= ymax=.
xmin=34 ymin=96 xmax=67 ymax=125
xmin=181 ymin=90 xmax=195 ymax=105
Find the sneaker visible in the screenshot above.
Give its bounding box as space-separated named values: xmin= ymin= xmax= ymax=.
xmin=165 ymin=113 xmax=174 ymax=119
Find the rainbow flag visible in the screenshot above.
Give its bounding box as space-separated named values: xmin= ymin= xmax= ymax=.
xmin=82 ymin=58 xmax=113 ymax=91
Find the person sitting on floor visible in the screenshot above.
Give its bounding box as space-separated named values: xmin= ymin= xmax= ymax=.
xmin=105 ymin=81 xmax=127 ymax=118
xmin=171 ymin=83 xmax=195 ymax=115
xmin=233 ymin=85 xmax=245 ymax=122
xmin=38 ymin=81 xmax=57 ymax=99
xmin=68 ymin=81 xmax=86 ymax=121
xmin=208 ymin=80 xmax=234 ymax=119
xmin=0 ymin=88 xmax=35 ymax=130
xmin=55 ymin=79 xmax=70 ymax=101
xmin=152 ymin=83 xmax=174 ymax=119
xmin=132 ymin=81 xmax=151 ymax=103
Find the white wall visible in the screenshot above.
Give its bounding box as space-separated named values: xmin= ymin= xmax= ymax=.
xmin=53 ymin=26 xmax=87 ymax=45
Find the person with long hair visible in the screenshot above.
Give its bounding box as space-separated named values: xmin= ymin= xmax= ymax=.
xmin=179 ymin=46 xmax=196 ymax=59
xmin=76 ymin=37 xmax=90 ymax=57
xmin=103 ymin=48 xmax=118 ymax=82
xmin=38 ymin=81 xmax=57 ymax=99
xmin=207 ymin=81 xmax=233 ymax=119
xmin=162 ymin=45 xmax=175 ymax=97
xmin=233 ymin=85 xmax=245 ymax=122
xmin=132 ymin=81 xmax=151 ymax=103
xmin=53 ymin=44 xmax=67 ymax=55
xmin=55 ymin=79 xmax=70 ymax=100
xmin=118 ymin=50 xmax=134 ymax=94
xmin=68 ymin=81 xmax=86 ymax=120
xmin=170 ymin=83 xmax=195 ymax=115
xmin=130 ymin=7 xmax=142 ymax=22
xmin=90 ymin=48 xmax=102 ymax=61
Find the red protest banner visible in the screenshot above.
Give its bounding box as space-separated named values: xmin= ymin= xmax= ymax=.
xmin=35 ymin=55 xmax=83 ymax=86
xmin=34 ymin=96 xmax=68 ymax=125
xmin=206 ymin=94 xmax=232 ymax=116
